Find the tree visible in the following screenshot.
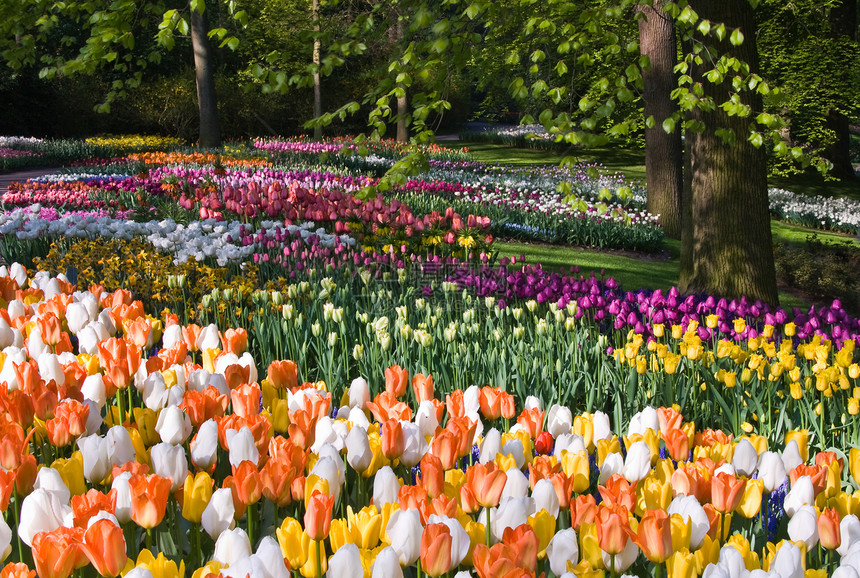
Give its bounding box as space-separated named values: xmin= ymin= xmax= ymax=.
xmin=637 ymin=3 xmax=683 ymax=239
xmin=0 ymin=0 xmax=249 ymax=147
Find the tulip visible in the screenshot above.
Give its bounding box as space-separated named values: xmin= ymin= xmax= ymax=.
xmin=769 ymin=541 xmax=803 ymax=578
xmin=384 ymin=364 xmax=408 ymax=397
xmin=633 ymin=510 xmax=673 ymax=564
xmin=596 ymin=504 xmax=633 ymax=556
xmin=372 ymin=466 xmax=400 ymax=508
xmin=18 ymin=489 xmax=72 ymax=547
xmin=155 ymin=406 xmax=193 ymax=446
xmin=818 ymin=507 xmax=841 ymax=550
xmin=850 ymin=448 xmax=860 ymax=487
xmin=757 ymin=451 xmax=787 ymax=493
xmin=386 ymin=508 xmax=422 ymax=566
xmin=731 ymin=439 xmax=758 ymax=477
xmin=77 ymin=435 xmax=111 ymax=485
xmin=255 ymin=536 xmax=289 ymax=578
xmin=305 ymin=490 xmax=335 ymax=541
xmin=83 ymin=518 xmax=127 ymax=577
xmin=202 ymin=487 xmax=235 ymax=540
xmin=466 ymin=462 xmax=507 ymax=509
xmin=492 ymin=497 xmax=530 ymax=542
xmin=787 ymin=505 xmax=819 ymax=549
xmin=532 ymin=478 xmax=560 ymax=518
xmin=710 ymin=472 xmax=745 ymax=514
xmin=213 ymin=527 xmax=252 ymax=567
xmin=150 ymin=443 xmax=188 ymax=493
xmin=420 ymin=523 xmax=453 ymax=577
xmin=546 ymin=527 xmax=579 ymax=576
xmin=327 ymin=542 xmax=360 ymax=578
xmin=190 ymin=419 xmax=219 ymax=471
xmin=428 ymin=514 xmax=470 ymax=569
xmin=784 ymin=476 xmax=814 ymax=517
xmin=346 ymin=376 xmax=369 ymax=409
xmin=275 ymin=517 xmax=306 ymax=571
xmin=31 ymin=527 xmax=88 ymax=578
xmin=735 ymin=478 xmax=764 ymax=519
xmin=380 ymin=420 xmax=405 ymax=461
xmin=129 ymin=474 xmax=171 ymax=530
xmin=547 ymin=404 xmax=573 ymax=438
xmin=623 ymin=441 xmax=652 ymax=483
xmin=479 ymin=429 xmax=502 ymax=465
xmin=371 ymin=546 xmax=404 ymax=578
xmin=838 ymin=514 xmax=860 ymax=557
xmin=182 ymin=471 xmax=213 ymax=524
xmin=225 ymin=426 xmax=259 ymax=469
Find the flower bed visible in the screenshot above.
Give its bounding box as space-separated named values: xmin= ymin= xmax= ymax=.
xmin=0 ymin=266 xmax=858 ymax=578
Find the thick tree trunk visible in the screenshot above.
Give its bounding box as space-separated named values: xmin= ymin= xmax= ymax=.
xmin=312 ymin=0 xmax=322 ymax=140
xmin=679 ymin=0 xmax=778 ymax=305
xmin=190 ymin=6 xmax=220 ymax=148
xmin=638 ymin=4 xmax=683 ymax=239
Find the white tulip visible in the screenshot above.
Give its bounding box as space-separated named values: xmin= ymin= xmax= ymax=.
xmin=156 ymin=405 xmax=193 ymax=445
xmin=202 ymin=488 xmax=236 ymax=540
xmin=386 ymin=509 xmax=422 ymax=566
xmin=787 ymin=505 xmax=819 ymax=550
xmin=191 ymin=419 xmax=220 ymax=471
xmin=150 ymin=443 xmax=189 ymax=493
xmin=18 ymin=488 xmax=72 ymax=546
xmin=546 ymin=528 xmax=579 ymax=576
xmin=371 ymin=547 xmax=403 ymax=578
xmin=373 ymin=466 xmax=400 ymax=508
xmin=213 ymin=527 xmax=252 ymax=567
xmin=783 ymin=476 xmax=814 ymax=517
xmin=547 ymin=404 xmax=573 ymax=438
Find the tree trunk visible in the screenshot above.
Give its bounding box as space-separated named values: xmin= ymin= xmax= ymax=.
xmin=638 ymin=3 xmax=683 ymax=239
xmin=679 ymin=0 xmax=778 ymax=305
xmin=312 ymin=0 xmax=322 ymax=140
xmin=190 ymin=5 xmax=220 ymax=148
xmin=823 ymin=0 xmax=857 ymax=180
xmin=395 ymin=18 xmax=408 ymax=142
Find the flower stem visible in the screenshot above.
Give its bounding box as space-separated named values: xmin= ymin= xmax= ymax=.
xmin=485 ymin=507 xmax=491 ymax=547
xmin=315 ymin=539 xmax=323 ymax=578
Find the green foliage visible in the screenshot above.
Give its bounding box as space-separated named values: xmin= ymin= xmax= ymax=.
xmin=773 ymin=234 xmax=860 ymax=315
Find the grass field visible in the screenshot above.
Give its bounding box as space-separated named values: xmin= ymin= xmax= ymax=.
xmin=448 ymin=139 xmax=860 ymax=311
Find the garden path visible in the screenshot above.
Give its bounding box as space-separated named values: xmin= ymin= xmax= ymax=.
xmin=0 ymin=168 xmax=59 ymax=194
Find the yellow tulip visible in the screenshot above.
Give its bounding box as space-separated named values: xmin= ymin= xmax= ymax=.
xmin=133 ymin=408 xmax=160 ymax=447
xmin=269 ymin=398 xmax=290 ymax=434
xmin=741 ymin=434 xmax=768 ymax=455
xmin=573 ymin=414 xmax=596 ymax=451
xmin=182 ymin=471 xmax=213 ymax=523
xmin=805 ymin=570 xmax=828 ymax=578
xmin=348 ymin=505 xmax=382 ymax=550
xmin=360 ymin=432 xmax=390 ymax=478
xmin=202 ymin=348 xmax=221 ymax=373
xmin=300 ymin=537 xmax=327 ymax=578
xmin=52 ymin=452 xmax=87 ymax=496
xmin=636 ymin=474 xmax=672 ymax=516
xmin=785 ymin=430 xmax=809 ymax=463
xmin=191 ymin=561 xmax=223 ymax=578
xmin=462 ymin=518 xmax=485 ymax=566
xmin=127 ymin=427 xmax=151 ymax=469
xmin=694 ymin=535 xmax=720 ymax=575
xmin=276 ymin=517 xmax=307 ymax=571
xmin=304 ymin=475 xmax=330 ymax=505
xmin=578 ymin=522 xmax=604 ymax=570
xmin=624 ymin=430 xmax=660 ymax=464
xmin=726 ymin=534 xmax=761 ymax=571
xmin=669 ymin=513 xmax=692 ymax=552
xmin=528 ymin=509 xmax=557 ymax=556
xmin=560 ymin=450 xmax=591 ymax=494
xmin=736 ymin=478 xmax=764 ymax=519
xmin=666 ymin=548 xmax=697 ymax=578
xmin=76 ymin=353 xmax=101 ymax=375
xmin=595 ymin=437 xmax=621 ymax=467
xmin=569 ymin=559 xmax=604 ymax=577
xmin=328 ymin=518 xmax=351 ymax=552
xmin=494 ymin=453 xmax=519 ymax=472
xmin=850 ymin=448 xmax=860 ymax=487
xmin=377 ymin=502 xmax=400 ymax=545
xmin=130 ymin=550 xmax=186 ymax=578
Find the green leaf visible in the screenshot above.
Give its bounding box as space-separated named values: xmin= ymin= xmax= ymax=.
xmin=662 ymin=117 xmax=676 ymax=134
xmin=714 ymin=23 xmax=726 ymax=42
xmin=645 ymin=115 xmax=656 ymax=129
xmin=697 ymin=20 xmax=711 ymax=36
xmin=730 ymin=29 xmax=744 ymax=46
xmin=748 ymin=132 xmax=763 ymax=148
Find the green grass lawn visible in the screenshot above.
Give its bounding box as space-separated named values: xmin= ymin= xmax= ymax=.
xmin=449 ymin=139 xmax=859 ymax=312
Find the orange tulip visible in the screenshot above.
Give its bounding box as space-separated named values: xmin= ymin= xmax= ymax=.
xmin=0 ymin=469 xmax=15 ymax=511
xmin=260 ymin=458 xmax=299 ymax=507
xmin=465 ymin=462 xmax=507 ymax=509
xmin=446 ymin=389 xmax=466 ymax=419
xmin=419 ymin=453 xmax=445 ymax=499
xmin=71 ymin=489 xmax=117 ymax=528
xmin=422 ymin=494 xmax=458 ymax=522
xmin=501 ymin=524 xmax=539 ymax=569
xmin=479 ymin=387 xmax=504 ymax=421
xmin=656 ymin=406 xmax=684 ymax=437
xmin=420 ymin=523 xmax=453 ymax=577
xmin=528 ymin=456 xmax=562 ymax=489
xmin=384 ymin=364 xmax=409 ymax=397
xmin=789 ymin=464 xmax=828 ymax=496
xmin=516 ymin=407 xmax=544 ymax=439
xmin=37 ymin=312 xmax=63 ymax=347
xmin=46 ymin=400 xmax=90 ymax=447
xmin=0 ymin=385 xmax=35 ymax=428
xmin=286 ymin=409 xmax=317 ymax=451
xmin=380 ymin=420 xmax=405 ymax=460
xmin=445 ymin=416 xmax=479 ymax=459
xmin=232 ymin=460 xmax=262 ymax=507
xmin=181 ymin=324 xmax=203 ymax=352
xmin=0 ymin=563 xmax=36 ymax=578
xmin=230 ymin=382 xmax=262 ymax=419
xmin=128 ymin=474 xmax=172 ymax=529
xmin=412 ymin=373 xmax=434 ymax=404
xmin=596 ymin=504 xmax=633 ymax=555
xmin=499 ymin=393 xmax=516 ymax=420
xmin=180 ymin=387 xmax=229 ymax=428
xmin=818 ymin=508 xmax=841 ymax=550
xmin=124 ymin=317 xmax=151 ymax=349
xmin=220 ymin=328 xmax=248 ymax=355
xmin=267 ymin=360 xmax=298 ymax=390
xmin=547 ymin=472 xmax=575 ymax=509
xmin=571 ymin=494 xmax=597 ymax=530
xmin=366 ymin=391 xmax=413 ymax=423
xmin=399 ymin=485 xmax=429 ymax=515
xmin=431 ymin=428 xmax=461 ymax=471
xmin=598 ymin=473 xmax=637 ymax=512
xmin=710 ymin=472 xmax=746 ymax=513
xmin=472 ymin=543 xmax=520 ymax=578
xmin=663 ymin=427 xmax=691 ymax=462
xmin=304 ymin=490 xmax=335 ymax=541
xmin=633 ymin=509 xmax=673 ymax=563
xmin=82 ymin=519 xmax=127 ymax=577
xmin=31 ymin=527 xmax=88 ymax=578
xmin=223 ymin=363 xmax=251 ymax=391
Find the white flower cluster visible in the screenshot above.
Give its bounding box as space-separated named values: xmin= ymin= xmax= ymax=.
xmin=0 ymin=206 xmax=355 ymax=266
xmin=31 ymin=172 xmax=130 ymax=183
xmin=769 ymin=187 xmax=860 ymax=234
xmin=0 ymin=136 xmax=45 ymax=147
xmin=479 ymin=124 xmax=553 ymax=141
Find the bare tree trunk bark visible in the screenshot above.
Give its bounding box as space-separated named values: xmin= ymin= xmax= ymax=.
xmin=312 ymin=0 xmax=322 ymax=140
xmin=190 ymin=5 xmax=220 ymax=148
xmin=680 ymin=0 xmax=778 ymax=305
xmin=638 ymin=3 xmax=683 ymax=239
